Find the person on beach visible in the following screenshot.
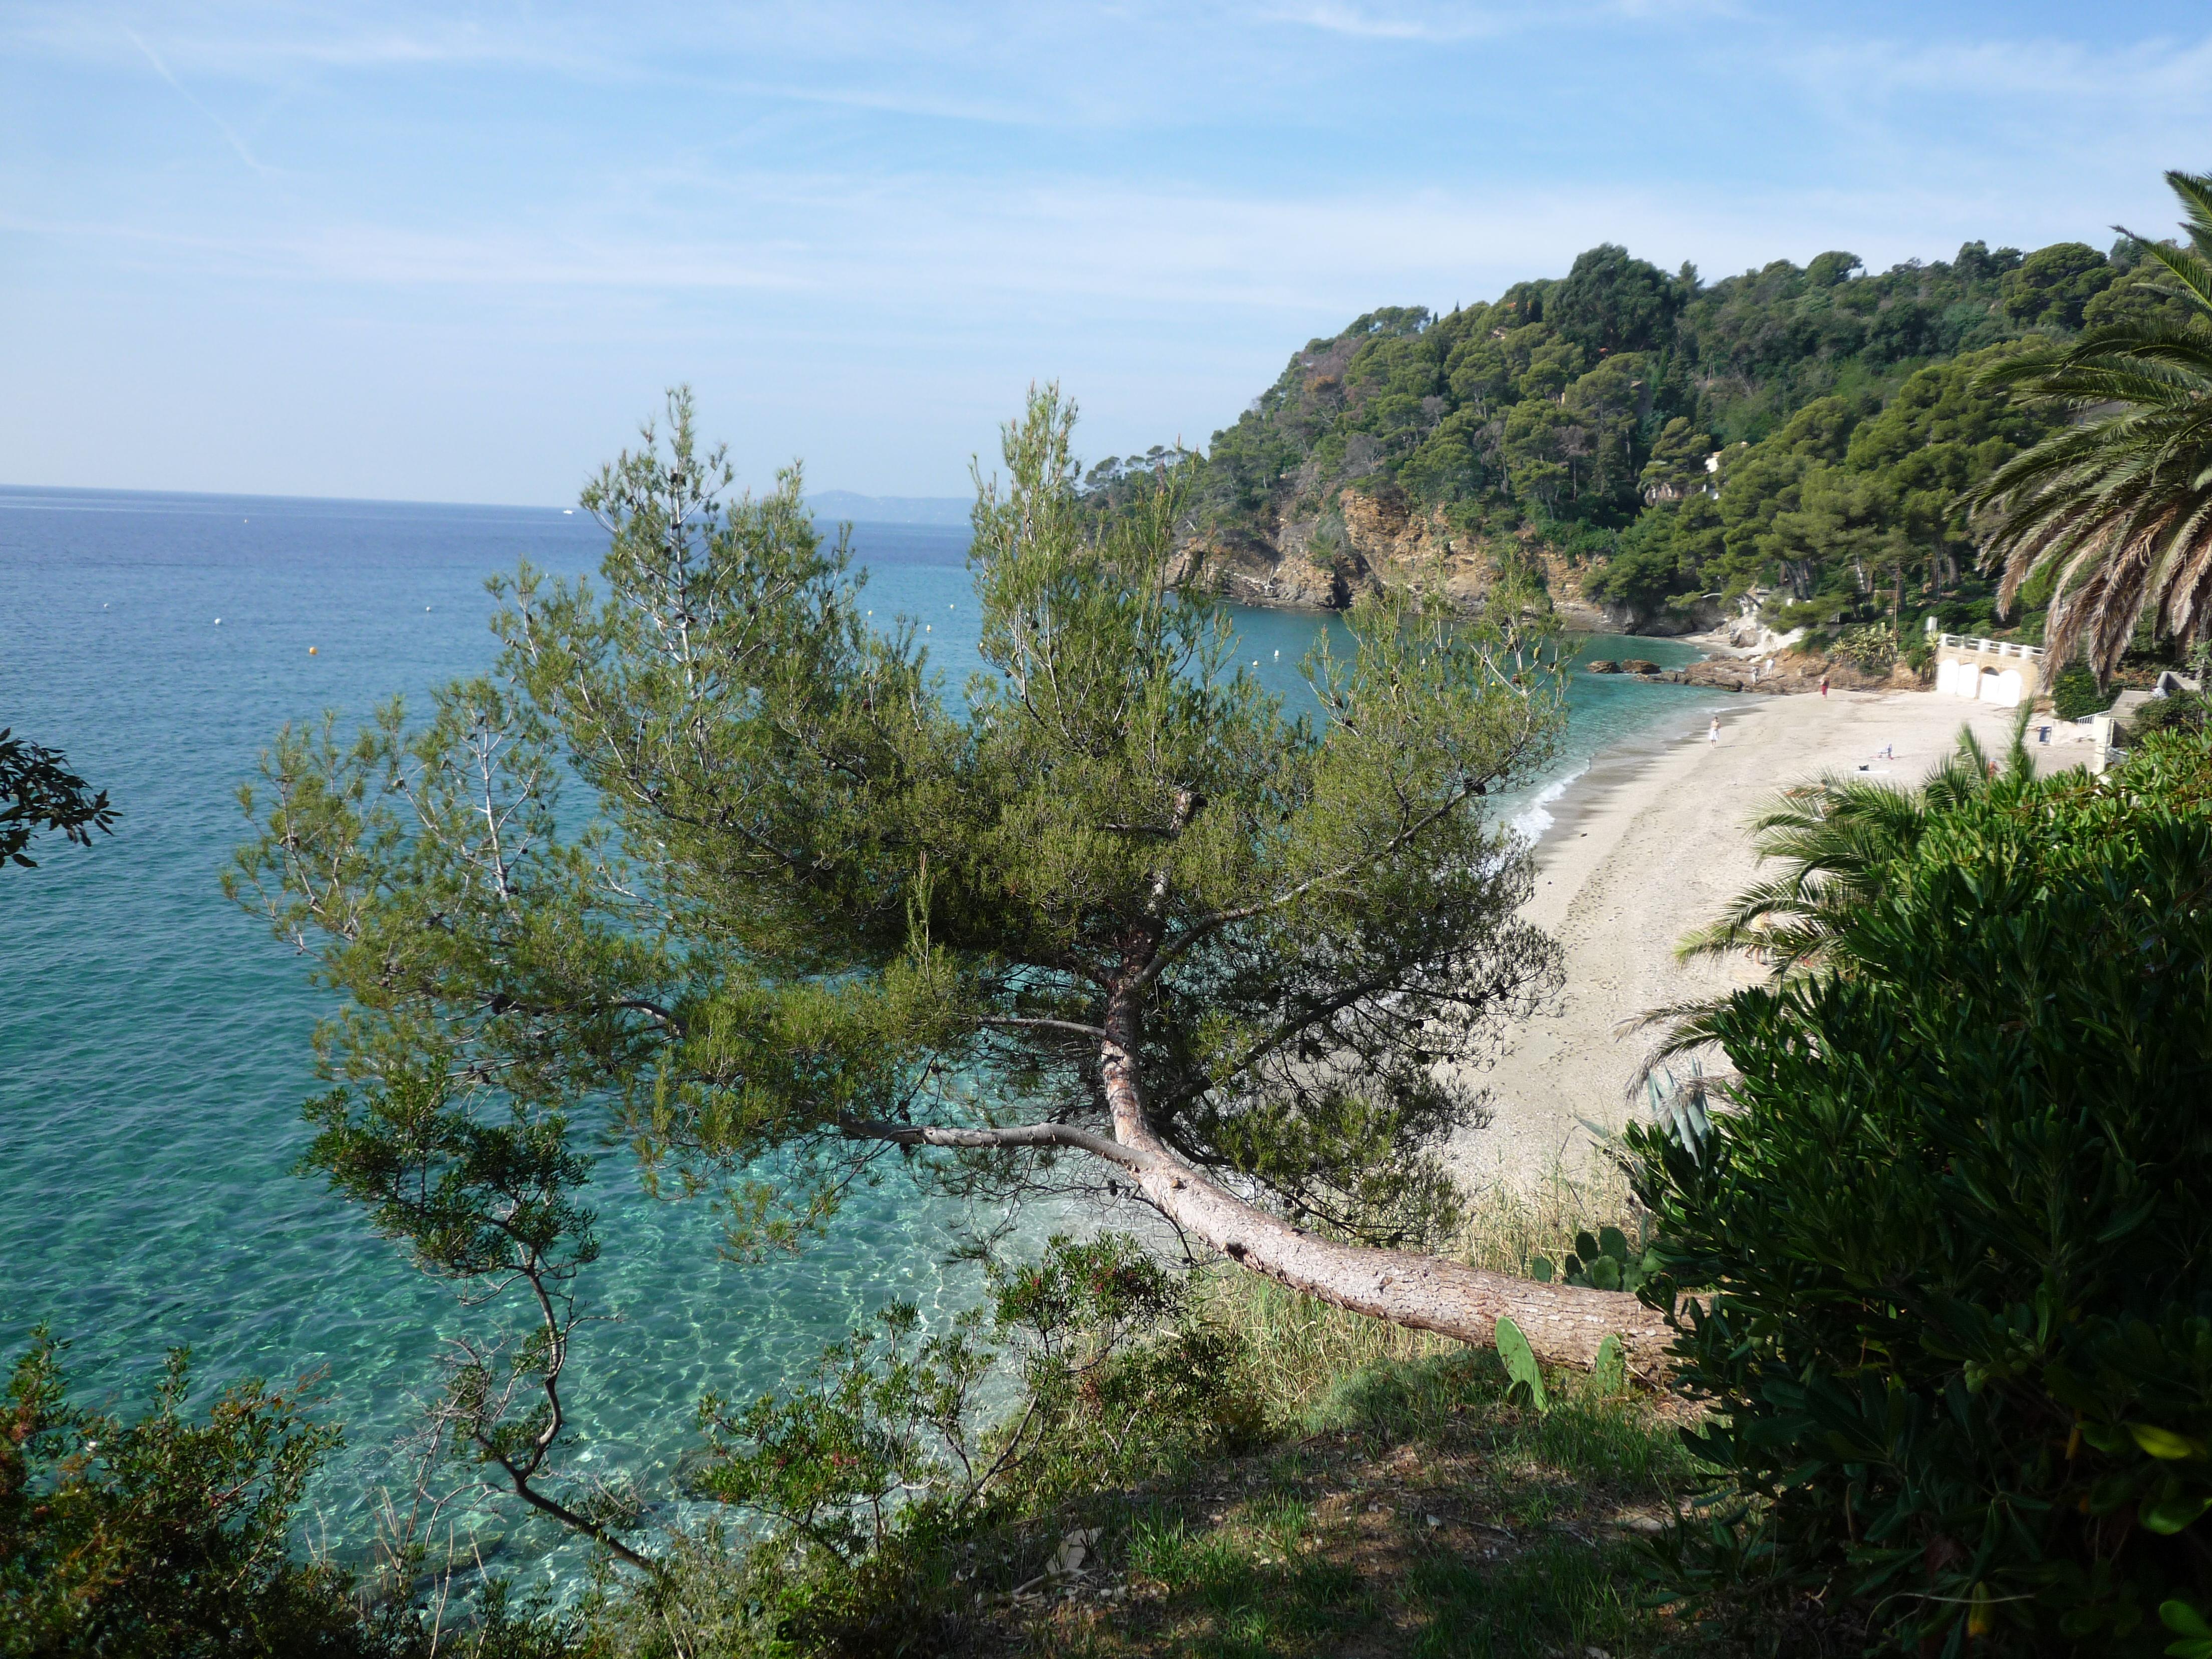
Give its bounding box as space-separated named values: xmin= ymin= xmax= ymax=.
xmin=1819 ymin=675 xmax=1829 ymax=698
xmin=1709 ymin=716 xmax=1721 ymax=746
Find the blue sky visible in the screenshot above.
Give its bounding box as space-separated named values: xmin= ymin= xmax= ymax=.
xmin=4 ymin=2 xmax=2208 ymax=504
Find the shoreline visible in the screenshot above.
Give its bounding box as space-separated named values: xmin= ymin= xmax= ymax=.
xmin=1454 ymin=685 xmax=2082 ymax=1194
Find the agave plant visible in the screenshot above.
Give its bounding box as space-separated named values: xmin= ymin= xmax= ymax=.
xmin=1970 ymin=169 xmax=2212 ymax=680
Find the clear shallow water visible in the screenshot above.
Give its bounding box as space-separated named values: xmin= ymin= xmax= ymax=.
xmin=0 ymin=485 xmax=1710 ymax=1581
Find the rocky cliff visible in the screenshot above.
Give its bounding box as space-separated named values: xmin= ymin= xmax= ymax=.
xmin=1175 ymin=490 xmax=1499 ymax=612
xmin=1171 ymin=488 xmax=1719 ymax=636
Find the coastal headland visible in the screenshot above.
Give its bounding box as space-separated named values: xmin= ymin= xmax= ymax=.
xmin=1454 ymin=684 xmax=2086 ymax=1192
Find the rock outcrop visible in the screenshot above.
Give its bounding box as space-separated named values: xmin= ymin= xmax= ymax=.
xmin=1179 ymin=489 xmax=1498 ymax=612
xmin=1676 ymin=650 xmax=1925 ymax=696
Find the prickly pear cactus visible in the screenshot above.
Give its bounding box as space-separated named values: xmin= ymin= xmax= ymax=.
xmin=1543 ymin=1224 xmax=1657 ymax=1295
xmin=1494 ymin=1315 xmax=1548 ymax=1413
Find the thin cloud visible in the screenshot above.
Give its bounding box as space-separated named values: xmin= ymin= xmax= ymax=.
xmin=121 ymin=25 xmax=275 ymax=174
xmin=9 ymin=0 xmax=2207 ymax=502
xmin=12 ymin=6 xmax=571 ymax=78
xmin=1263 ymin=0 xmax=1730 ymax=40
xmin=1821 ymin=30 xmax=2212 ymax=102
xmin=10 ymin=169 xmax=2145 ymax=318
xmin=1265 ymin=3 xmax=1504 ymax=41
xmin=1758 ymin=26 xmax=2212 ymax=227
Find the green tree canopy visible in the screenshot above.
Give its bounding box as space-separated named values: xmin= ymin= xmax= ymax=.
xmin=1999 ymin=239 xmax=2116 ymax=330
xmin=1 ymin=729 xmax=115 ymax=868
xmin=230 ymin=389 xmax=1667 ymax=1553
xmin=1177 ymin=211 xmax=2128 ymax=631
xmin=1546 ymin=243 xmax=1681 ymax=358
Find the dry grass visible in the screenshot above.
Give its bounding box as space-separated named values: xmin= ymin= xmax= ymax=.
xmin=1193 ymin=1160 xmax=1645 ymax=1428
xmin=1455 ymin=1154 xmax=1641 ymax=1276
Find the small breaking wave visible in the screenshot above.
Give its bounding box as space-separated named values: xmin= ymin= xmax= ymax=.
xmin=1508 ymin=762 xmax=1588 ymax=846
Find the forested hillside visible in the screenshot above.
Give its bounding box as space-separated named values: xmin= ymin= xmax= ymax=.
xmin=1110 ymin=236 xmax=2194 ymax=636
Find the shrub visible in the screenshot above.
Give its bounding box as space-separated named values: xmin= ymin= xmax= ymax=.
xmin=2051 ymin=663 xmax=2115 ymax=719
xmin=1 ymin=1331 xmax=372 ymax=1657
xmin=0 ymin=1333 xmax=575 ymax=1659
xmin=626 ymin=1234 xmax=1269 ymax=1655
xmin=2134 ymin=692 xmax=2210 ymax=737
xmin=1626 ymin=741 xmax=2212 ymax=1653
xmin=1833 ymin=622 xmax=1898 ymax=673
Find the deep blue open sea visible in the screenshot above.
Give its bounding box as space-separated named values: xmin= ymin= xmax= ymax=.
xmin=0 ymin=485 xmax=1710 ymax=1584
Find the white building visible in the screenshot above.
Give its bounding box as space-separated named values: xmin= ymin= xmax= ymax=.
xmin=1931 ymin=633 xmax=2044 ymax=710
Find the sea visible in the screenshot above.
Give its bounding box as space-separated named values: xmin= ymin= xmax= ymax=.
xmin=0 ymin=485 xmax=1711 ymax=1585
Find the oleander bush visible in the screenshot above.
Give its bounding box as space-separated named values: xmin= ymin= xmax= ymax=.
xmin=2133 ymin=691 xmax=2210 ymax=737
xmin=1625 ymin=731 xmax=2212 ymax=1654
xmin=2049 ymin=663 xmax=2114 ymax=720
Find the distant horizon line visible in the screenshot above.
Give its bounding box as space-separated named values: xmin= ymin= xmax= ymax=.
xmin=0 ymin=480 xmax=975 ymax=527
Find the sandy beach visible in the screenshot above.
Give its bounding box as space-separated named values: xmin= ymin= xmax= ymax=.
xmin=1454 ymin=684 xmax=2091 ymax=1191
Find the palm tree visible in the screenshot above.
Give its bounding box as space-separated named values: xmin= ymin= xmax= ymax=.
xmin=1673 ymin=728 xmax=2009 ymax=974
xmin=1637 ymin=723 xmax=2030 ymax=1074
xmin=1970 ymin=169 xmax=2212 ymax=681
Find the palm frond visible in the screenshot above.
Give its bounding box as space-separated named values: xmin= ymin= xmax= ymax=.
xmin=1969 ymin=174 xmax=2212 ymax=674
xmin=1636 ymin=724 xmax=2015 ymax=1098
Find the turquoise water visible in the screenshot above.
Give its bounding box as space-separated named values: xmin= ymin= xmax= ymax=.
xmin=0 ymin=486 xmax=1710 ymax=1581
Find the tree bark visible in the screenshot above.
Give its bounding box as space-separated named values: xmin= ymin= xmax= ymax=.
xmin=847 ymin=1109 xmax=1673 ymax=1378
xmin=1097 ymin=949 xmax=1671 ymax=1379
xmin=847 ymin=808 xmax=1678 ymax=1381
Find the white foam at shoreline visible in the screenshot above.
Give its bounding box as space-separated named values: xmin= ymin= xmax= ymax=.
xmin=1509 ymin=762 xmax=1587 ymax=845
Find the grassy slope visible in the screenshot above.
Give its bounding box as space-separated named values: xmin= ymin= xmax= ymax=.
xmin=991 ymin=1348 xmax=1701 ymax=1659
xmin=576 ymin=1169 xmax=1725 ymax=1659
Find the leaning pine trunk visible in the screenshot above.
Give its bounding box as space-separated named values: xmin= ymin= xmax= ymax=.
xmin=1127 ymin=1145 xmax=1674 ymax=1377
xmin=859 ymin=859 xmax=1678 ymax=1379
xmin=1132 ymin=1141 xmax=1663 ymax=1380
xmin=1095 ymin=970 xmax=1674 ymax=1380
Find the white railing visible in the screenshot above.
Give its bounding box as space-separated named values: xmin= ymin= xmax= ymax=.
xmin=1937 ymin=633 xmax=2043 ymax=662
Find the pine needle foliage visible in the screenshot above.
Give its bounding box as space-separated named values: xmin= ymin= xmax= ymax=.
xmin=226 ymin=384 xmax=1568 ymax=1566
